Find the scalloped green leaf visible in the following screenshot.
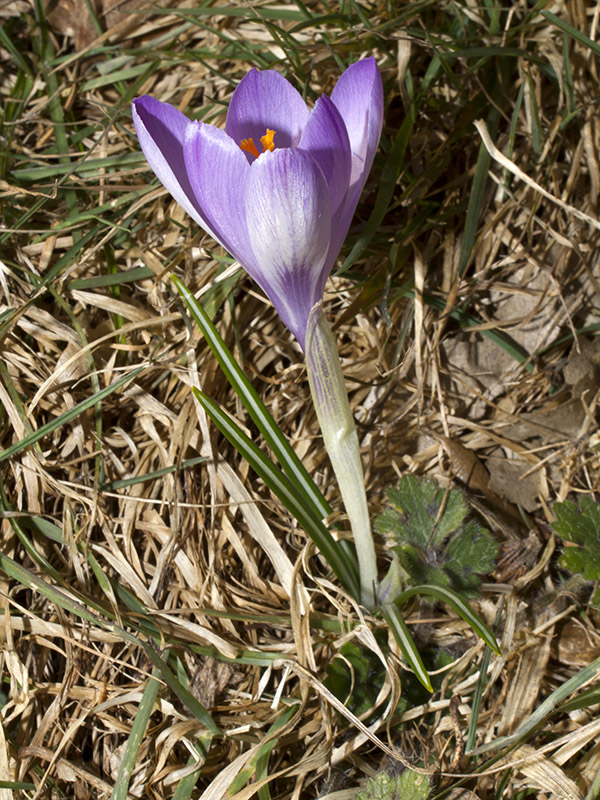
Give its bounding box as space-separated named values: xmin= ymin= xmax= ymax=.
xmin=355 ymin=770 xmax=431 ymax=800
xmin=376 ymin=476 xmax=498 ymax=596
xmin=553 ymin=496 xmax=600 ymax=582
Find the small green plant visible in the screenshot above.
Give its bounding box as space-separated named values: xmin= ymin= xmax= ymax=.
xmin=325 ymin=635 xmax=456 ymax=721
xmin=552 ymin=495 xmax=600 ymax=606
xmin=376 ymin=476 xmax=499 ymax=597
xmin=324 ymin=634 xmax=390 ymax=719
xmin=355 ymin=769 xmax=431 ymax=800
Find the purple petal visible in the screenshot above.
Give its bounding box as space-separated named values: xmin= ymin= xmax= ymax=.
xmin=132 ymin=96 xmax=213 ymax=232
xmin=244 ymin=148 xmax=331 ymax=348
xmin=226 ymin=69 xmax=310 ymax=160
xmin=183 ymin=122 xmax=255 ymax=268
xmin=328 ymin=57 xmax=384 ymax=263
xmin=298 ymin=95 xmax=352 ymax=218
xmin=330 ymin=57 xmax=383 ymax=195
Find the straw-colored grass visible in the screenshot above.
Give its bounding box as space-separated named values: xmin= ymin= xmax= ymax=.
xmin=1 ymin=1 xmax=599 ymax=798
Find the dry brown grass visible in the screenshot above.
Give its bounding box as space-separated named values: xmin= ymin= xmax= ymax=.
xmin=1 ymin=0 xmax=600 ymax=798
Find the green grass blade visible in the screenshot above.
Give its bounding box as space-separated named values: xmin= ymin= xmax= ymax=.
xmin=192 ymin=387 xmax=360 ymax=598
xmin=0 ymin=366 xmax=145 ymax=464
xmin=100 ymin=456 xmax=207 ymax=491
xmin=541 ymin=10 xmax=600 ymax=58
xmin=0 ymin=24 xmax=31 ymax=75
xmin=585 ymin=764 xmax=600 ymax=800
xmin=380 ymin=602 xmax=433 ymax=692
xmin=0 ymin=783 xmax=36 ymax=791
xmin=32 ymin=0 xmax=78 ymax=219
xmin=457 ymin=133 xmax=493 ymax=278
xmin=112 ymin=667 xmax=162 ymax=800
xmin=80 ymin=63 xmax=155 ymax=92
xmin=172 ymin=735 xmax=213 ymax=800
xmin=466 ymin=636 xmax=494 ymax=752
xmin=228 ymin=704 xmax=298 ymax=797
xmin=471 ymin=653 xmax=600 ymax=756
xmin=67 ymin=266 xmax=155 ymax=290
xmin=173 ymin=275 xmax=331 ymax=522
xmin=0 ymin=480 xmax=64 ymax=584
xmin=395 ymin=585 xmax=500 ymax=654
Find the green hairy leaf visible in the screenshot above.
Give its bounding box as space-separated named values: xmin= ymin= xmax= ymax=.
xmin=375 ymin=476 xmax=498 ymax=596
xmin=324 ymin=634 xmax=389 ymax=717
xmin=355 ymin=770 xmax=431 ymax=800
xmin=553 ymin=496 xmax=600 ymax=604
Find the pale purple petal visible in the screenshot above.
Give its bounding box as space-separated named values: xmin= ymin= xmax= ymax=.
xmin=244 ymin=148 xmax=331 ymax=348
xmin=330 ymin=57 xmax=383 ymax=196
xmin=226 ymin=69 xmax=310 ymax=160
xmin=132 ymin=96 xmax=215 ymax=233
xmin=328 ymin=57 xmax=384 ymax=264
xmin=298 ymin=95 xmax=352 ymax=218
xmin=183 ymin=122 xmax=256 ymax=269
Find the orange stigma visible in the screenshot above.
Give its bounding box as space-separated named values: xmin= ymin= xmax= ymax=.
xmin=240 ymin=138 xmax=259 ymax=158
xmin=240 ymin=129 xmax=276 ymax=158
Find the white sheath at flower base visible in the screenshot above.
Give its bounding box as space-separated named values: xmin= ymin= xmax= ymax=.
xmin=305 ymin=302 xmax=378 ymax=608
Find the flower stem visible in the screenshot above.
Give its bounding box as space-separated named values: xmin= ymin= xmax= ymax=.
xmin=305 ymin=303 xmax=378 ymax=608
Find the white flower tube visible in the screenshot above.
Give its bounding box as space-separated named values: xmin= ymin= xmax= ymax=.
xmin=305 ymin=302 xmax=378 ymax=608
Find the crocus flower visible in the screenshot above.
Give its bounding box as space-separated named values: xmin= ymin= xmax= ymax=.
xmin=132 ymin=58 xmax=383 ymax=350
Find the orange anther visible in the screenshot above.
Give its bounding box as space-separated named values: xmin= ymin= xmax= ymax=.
xmin=260 ymin=129 xmax=276 ymax=152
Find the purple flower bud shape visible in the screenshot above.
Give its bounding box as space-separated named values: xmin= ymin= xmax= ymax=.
xmin=132 ymin=59 xmax=383 ymax=350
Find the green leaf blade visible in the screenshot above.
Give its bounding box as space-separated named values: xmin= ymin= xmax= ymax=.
xmin=173 ymin=275 xmax=331 ymax=523
xmin=192 ymin=388 xmax=360 ymax=599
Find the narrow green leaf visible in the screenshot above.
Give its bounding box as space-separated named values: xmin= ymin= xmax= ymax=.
xmin=0 ymin=494 xmax=63 ymax=584
xmin=20 ymin=515 xmax=63 ymax=544
xmin=0 ymin=25 xmax=31 ymax=74
xmin=142 ymin=646 xmax=221 ymax=735
xmin=192 ymin=388 xmax=360 ymax=599
xmin=471 ymin=653 xmax=600 ymax=756
xmin=174 ymin=275 xmax=331 ymax=522
xmin=67 ymin=266 xmax=155 ymax=290
xmin=0 ymin=366 xmax=145 ymax=464
xmin=112 ymin=668 xmax=162 ymax=800
xmin=33 ymin=0 xmax=78 ymax=219
xmin=254 ymin=705 xmax=298 ymax=800
xmin=228 ymin=704 xmax=298 ymax=796
xmin=395 ymin=585 xmax=500 ymax=654
xmin=457 ymin=141 xmax=491 ymax=278
xmin=585 ymin=767 xmax=600 ymax=800
xmin=13 ymin=152 xmax=145 ymax=181
xmin=199 ymin=268 xmax=242 ymax=320
xmin=99 ymin=456 xmax=207 ymax=491
xmin=541 ymin=10 xmax=600 ymax=58
xmin=457 ymin=106 xmax=500 ymax=278
xmin=80 ymin=63 xmax=153 ymax=91
xmin=0 ymin=783 xmax=36 ymax=790
xmin=466 ymin=625 xmax=496 ymax=752
xmin=172 ymin=735 xmax=213 ymax=800
xmin=135 ymin=5 xmax=310 ymax=21
xmin=380 ymin=603 xmax=433 ymax=692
